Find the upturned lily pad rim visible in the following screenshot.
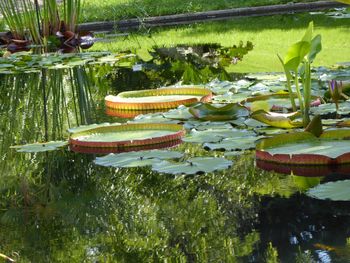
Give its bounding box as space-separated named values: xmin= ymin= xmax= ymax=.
xmin=69 ymin=123 xmax=185 ymax=148
xmin=256 ymin=129 xmax=350 ymax=165
xmin=189 ymin=102 xmax=249 ymax=121
xmin=105 ymin=86 xmax=213 ymax=110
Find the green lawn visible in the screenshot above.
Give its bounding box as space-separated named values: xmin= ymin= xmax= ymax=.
xmin=81 ymin=0 xmax=317 ymax=22
xmin=90 ymin=13 xmax=350 ymax=73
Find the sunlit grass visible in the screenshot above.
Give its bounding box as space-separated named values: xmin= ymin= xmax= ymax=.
xmin=90 ymin=14 xmax=350 ymax=73
xmin=81 ymin=0 xmax=317 ymax=22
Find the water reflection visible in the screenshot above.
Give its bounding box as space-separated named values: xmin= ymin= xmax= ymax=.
xmin=1 ymin=64 xmax=350 ymax=262
xmin=257 ymin=160 xmax=350 ymax=177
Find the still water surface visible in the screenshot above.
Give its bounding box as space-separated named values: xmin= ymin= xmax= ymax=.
xmin=0 ymin=64 xmax=350 ymax=263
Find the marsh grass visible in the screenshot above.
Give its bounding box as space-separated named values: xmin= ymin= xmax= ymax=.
xmin=0 ymin=0 xmax=40 ymax=42
xmin=0 ymin=0 xmax=82 ymax=44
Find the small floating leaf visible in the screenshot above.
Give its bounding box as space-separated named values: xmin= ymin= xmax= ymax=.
xmin=11 ymin=141 xmax=68 ymax=153
xmin=152 ymin=157 xmax=232 ymax=175
xmin=95 ymin=150 xmax=184 ymax=168
xmin=307 ymin=180 xmax=350 ymax=201
xmin=184 ymin=128 xmax=255 ymax=144
xmin=204 ymin=136 xmax=259 ymax=151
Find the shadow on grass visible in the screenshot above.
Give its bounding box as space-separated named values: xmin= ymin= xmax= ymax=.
xmin=143 ymin=13 xmax=350 ymax=37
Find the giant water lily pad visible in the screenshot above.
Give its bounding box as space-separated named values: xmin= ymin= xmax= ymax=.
xmin=11 ymin=141 xmax=68 ymax=153
xmin=68 ymin=123 xmax=120 ymax=133
xmin=94 ymin=150 xmax=183 ymax=168
xmin=69 ymin=123 xmax=185 ymax=150
xmin=307 ymin=180 xmax=350 ymax=201
xmin=105 ymin=86 xmax=212 ymax=111
xmin=256 ymin=129 xmax=350 ymax=165
xmin=189 ymin=103 xmax=249 ymax=121
xmin=152 ymin=157 xmax=232 ymax=175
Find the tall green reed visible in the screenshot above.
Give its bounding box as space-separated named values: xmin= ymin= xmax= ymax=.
xmin=0 ymin=0 xmax=82 ymax=45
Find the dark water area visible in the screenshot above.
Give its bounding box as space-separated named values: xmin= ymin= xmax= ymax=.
xmin=1 ymin=64 xmax=350 ymax=263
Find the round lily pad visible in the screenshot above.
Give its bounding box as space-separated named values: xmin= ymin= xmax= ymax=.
xmin=152 ymin=157 xmax=232 ymax=175
xmin=105 ymin=87 xmax=212 ymax=110
xmin=256 ymin=129 xmax=350 ymax=165
xmin=69 ymin=123 xmax=185 ymax=150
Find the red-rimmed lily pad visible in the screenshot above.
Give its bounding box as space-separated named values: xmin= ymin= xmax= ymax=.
xmin=105 ymin=86 xmax=212 ymax=111
xmin=256 ymin=129 xmax=350 ymax=165
xmin=105 ymin=108 xmax=162 ymax=118
xmin=69 ymin=123 xmax=185 ymax=151
xmin=189 ymin=103 xmax=249 ymax=121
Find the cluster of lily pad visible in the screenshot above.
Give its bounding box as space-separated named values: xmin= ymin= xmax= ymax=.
xmin=11 ymin=64 xmax=350 ymax=189
xmin=0 ymin=51 xmax=136 ymax=73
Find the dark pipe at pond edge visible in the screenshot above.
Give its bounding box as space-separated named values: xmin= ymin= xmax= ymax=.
xmin=77 ymin=1 xmax=346 ymax=33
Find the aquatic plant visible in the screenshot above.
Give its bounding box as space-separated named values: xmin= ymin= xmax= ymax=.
xmin=0 ymin=0 xmax=89 ymax=50
xmin=278 ymin=21 xmax=322 ymax=126
xmin=328 ymin=80 xmax=349 ymax=111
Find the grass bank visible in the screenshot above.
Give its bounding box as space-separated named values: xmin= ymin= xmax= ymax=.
xmin=90 ymin=13 xmax=350 ymax=73
xmin=81 ymin=0 xmax=317 ymax=22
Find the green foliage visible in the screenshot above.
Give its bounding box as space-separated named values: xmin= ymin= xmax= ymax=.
xmin=0 ymin=0 xmax=82 ymax=44
xmin=265 ymin=242 xmax=279 ymax=263
xmin=278 ymin=21 xmax=322 ymax=126
xmin=145 ymin=42 xmax=253 ymax=84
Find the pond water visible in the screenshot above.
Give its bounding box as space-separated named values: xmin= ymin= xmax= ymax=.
xmin=1 ymin=58 xmax=350 ymax=263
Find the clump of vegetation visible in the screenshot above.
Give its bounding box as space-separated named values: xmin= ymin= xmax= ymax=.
xmin=0 ymin=0 xmax=93 ymax=51
xmin=278 ymin=21 xmax=322 ymax=127
xmin=140 ymin=42 xmax=253 ymax=84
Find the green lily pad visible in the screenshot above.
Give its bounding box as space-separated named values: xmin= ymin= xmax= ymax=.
xmin=262 ymin=140 xmax=350 ymax=159
xmin=130 ymin=113 xmax=179 ymax=124
xmin=213 ymin=91 xmax=252 ymax=104
xmin=307 ymin=180 xmax=350 ymax=201
xmin=208 ymin=79 xmax=252 ymax=94
xmin=94 ymin=150 xmax=184 ymax=168
xmin=68 ymin=123 xmax=120 ymax=133
xmin=163 ymin=106 xmax=194 ymax=120
xmin=204 ymin=136 xmax=260 ymax=151
xmin=256 ymin=129 xmax=350 ymax=165
xmin=189 ymin=103 xmax=249 ymax=121
xmin=11 ymin=141 xmax=68 ymax=153
xmin=184 ymin=128 xmax=256 ymax=143
xmin=244 ymin=92 xmax=299 ymax=111
xmin=251 ymin=110 xmax=302 ymax=129
xmin=152 ymin=157 xmax=232 ymax=175
xmin=69 ymin=123 xmax=185 ymax=149
xmin=310 ymin=102 xmax=350 ymax=116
